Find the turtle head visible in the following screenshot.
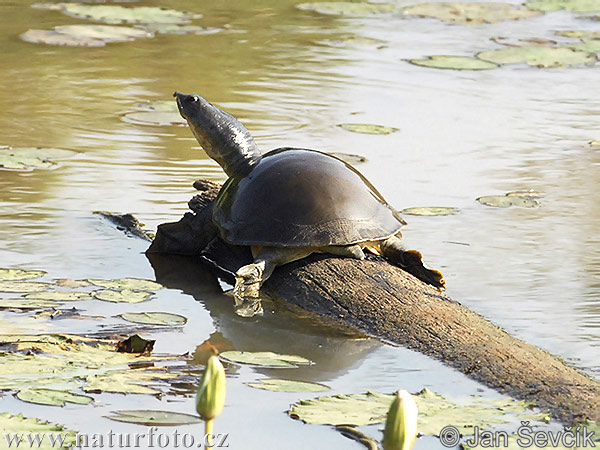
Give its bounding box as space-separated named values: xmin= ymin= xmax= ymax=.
xmin=174 ymin=92 xmax=261 ymax=178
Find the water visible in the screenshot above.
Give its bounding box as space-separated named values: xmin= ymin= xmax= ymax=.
xmin=0 ymin=0 xmax=598 ymax=448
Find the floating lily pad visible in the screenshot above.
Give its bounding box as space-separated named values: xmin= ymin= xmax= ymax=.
xmin=34 ymin=3 xmax=198 ymax=24
xmin=118 ymin=312 xmax=187 ymax=326
xmin=329 ymin=152 xmax=368 ymax=164
xmin=91 ymin=289 xmax=152 ymax=303
xmin=0 ymin=147 xmax=77 ymax=171
xmin=121 ymin=110 xmax=186 ymax=126
xmin=0 ymin=268 xmax=46 ymax=281
xmin=220 ymin=351 xmax=313 ymax=368
xmin=477 ymin=46 xmax=597 ymax=67
xmin=337 ymin=123 xmax=398 ymax=135
xmin=116 ymin=334 xmax=154 ymax=353
xmin=105 ymin=410 xmax=202 ymax=426
xmin=401 ymin=207 xmax=461 ymax=216
xmin=0 ymin=299 xmax=60 ymax=310
xmin=563 ymin=39 xmax=600 ymax=52
xmin=87 ymin=277 xmax=162 ymax=291
xmin=55 ymin=24 xmax=153 ymax=41
xmin=296 ymin=2 xmax=397 ymax=15
xmin=0 ymin=281 xmax=51 ymax=293
xmin=476 ymin=191 xmax=541 ymax=208
xmin=138 ymin=23 xmax=224 ymax=35
xmin=557 ymin=30 xmax=600 ymax=39
xmin=0 ymin=413 xmax=76 ymax=448
xmin=402 ymin=2 xmax=541 ymax=24
xmin=21 ymin=29 xmax=106 ymax=47
xmin=248 ymin=378 xmax=330 ymax=392
xmin=491 ymin=36 xmax=556 ymax=47
xmin=525 ymin=0 xmax=600 ymax=12
xmin=55 ymin=279 xmax=90 ymax=288
xmin=289 ymin=389 xmax=549 ymax=435
xmin=409 ymin=55 xmax=498 ymax=70
xmin=24 ymin=291 xmax=91 ymax=301
xmin=16 ymin=389 xmax=93 ymax=407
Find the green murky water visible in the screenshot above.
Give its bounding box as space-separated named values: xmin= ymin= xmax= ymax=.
xmin=0 ymin=0 xmax=599 ymax=448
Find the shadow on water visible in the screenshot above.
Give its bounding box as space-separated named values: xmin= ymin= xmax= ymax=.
xmin=146 ymin=252 xmax=380 ymax=383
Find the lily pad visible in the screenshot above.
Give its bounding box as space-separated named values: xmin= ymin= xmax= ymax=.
xmin=0 ymin=413 xmax=76 ymax=448
xmin=476 ymin=192 xmax=541 ymax=208
xmin=91 ymin=289 xmax=152 ymax=303
xmin=401 ymin=206 xmax=461 ymax=216
xmin=329 ymin=152 xmax=368 ymax=164
xmin=0 ymin=268 xmax=46 ymax=281
xmin=55 ymin=24 xmax=153 ymax=41
xmin=409 ymin=55 xmax=498 ymax=70
xmin=296 ymin=2 xmax=397 ymax=16
xmin=87 ymin=277 xmax=162 ymax=291
xmin=118 ymin=312 xmax=187 ymax=326
xmin=525 ymin=0 xmax=600 ymax=12
xmin=563 ymin=39 xmax=600 ymax=52
xmin=34 ymin=3 xmax=198 ymax=25
xmin=16 ymin=389 xmax=93 ymax=407
xmin=121 ymin=110 xmax=186 ymax=126
xmin=402 ymin=2 xmax=541 ymax=24
xmin=248 ymin=378 xmax=330 ymax=392
xmin=0 ymin=281 xmax=51 ymax=293
xmin=106 ymin=410 xmax=202 ymax=426
xmin=337 ymin=123 xmax=398 ymax=134
xmin=21 ymin=29 xmax=106 ymax=47
xmin=477 ymin=46 xmax=597 ymax=67
xmin=137 ymin=24 xmax=225 ymax=35
xmin=0 ymin=147 xmax=77 ymax=171
xmin=55 ymin=279 xmax=90 ymax=288
xmin=24 ymin=292 xmax=91 ymax=301
xmin=557 ymin=30 xmax=600 ymax=39
xmin=491 ymin=36 xmax=556 ymax=47
xmin=0 ymin=299 xmax=60 ymax=310
xmin=289 ymin=389 xmax=549 ymax=435
xmin=220 ymin=351 xmax=313 ymax=368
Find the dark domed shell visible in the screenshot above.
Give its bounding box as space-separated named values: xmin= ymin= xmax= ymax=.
xmin=213 ymin=148 xmax=404 ymax=247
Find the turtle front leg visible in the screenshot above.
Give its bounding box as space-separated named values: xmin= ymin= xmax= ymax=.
xmin=233 ymin=246 xmax=313 ymax=317
xmin=380 ymin=235 xmax=445 ymax=289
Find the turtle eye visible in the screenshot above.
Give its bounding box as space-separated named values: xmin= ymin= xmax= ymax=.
xmin=192 ymin=96 xmax=199 ymax=102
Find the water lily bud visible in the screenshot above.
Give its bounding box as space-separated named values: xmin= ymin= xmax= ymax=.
xmin=383 ymin=389 xmax=418 ymax=450
xmin=196 ymin=355 xmax=226 ymax=420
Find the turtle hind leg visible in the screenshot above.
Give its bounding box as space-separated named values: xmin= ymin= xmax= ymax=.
xmin=380 ymin=235 xmax=445 ymax=289
xmin=233 ymin=246 xmax=313 ymax=317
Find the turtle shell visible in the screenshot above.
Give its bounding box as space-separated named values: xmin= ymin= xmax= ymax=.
xmin=212 ymin=148 xmax=405 ymax=248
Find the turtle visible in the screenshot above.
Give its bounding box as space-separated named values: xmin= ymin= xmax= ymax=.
xmin=174 ymin=92 xmax=444 ymax=315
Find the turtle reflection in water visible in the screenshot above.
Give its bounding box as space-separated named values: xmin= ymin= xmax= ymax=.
xmin=174 ymin=92 xmax=444 ymax=317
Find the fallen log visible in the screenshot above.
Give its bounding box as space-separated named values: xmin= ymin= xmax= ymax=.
xmin=147 ymin=180 xmax=600 ymax=425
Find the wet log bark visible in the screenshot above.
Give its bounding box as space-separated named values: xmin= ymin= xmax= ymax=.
xmin=147 ymin=180 xmax=600 ymax=425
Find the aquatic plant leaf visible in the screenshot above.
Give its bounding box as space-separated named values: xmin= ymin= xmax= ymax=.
xmin=477 ymin=46 xmax=597 ymax=67
xmin=0 ymin=299 xmax=60 ymax=310
xmin=0 ymin=281 xmax=51 ymax=293
xmin=55 ymin=24 xmax=153 ymax=41
xmin=220 ymin=351 xmax=313 ymax=368
xmin=402 ymin=2 xmax=541 ymax=24
xmin=87 ymin=277 xmax=162 ymax=291
xmin=0 ymin=413 xmax=76 ymax=448
xmin=118 ymin=312 xmax=187 ymax=326
xmin=85 ymin=369 xmax=177 ymax=394
xmin=105 ymin=410 xmax=202 ymax=426
xmin=121 ymin=110 xmax=186 ymax=126
xmin=491 ymin=36 xmax=556 ymax=47
xmin=0 ymin=268 xmax=46 ymax=281
xmin=296 ymin=2 xmax=397 ymax=15
xmin=248 ymin=378 xmax=330 ymax=392
xmin=116 ymin=334 xmax=154 ymax=354
xmin=329 ymin=152 xmax=368 ymax=164
xmin=16 ymin=389 xmax=93 ymax=407
xmin=21 ymin=29 xmax=106 ymax=47
xmin=563 ymin=39 xmax=600 ymax=52
xmin=91 ymin=289 xmax=152 ymax=303
xmin=337 ymin=123 xmax=399 ymax=134
xmin=557 ymin=30 xmax=600 ymax=39
xmin=409 ymin=55 xmax=498 ymax=70
xmin=289 ymin=389 xmax=549 ymax=435
xmin=476 ymin=193 xmax=540 ymax=208
xmin=525 ymin=0 xmax=600 ymax=12
xmin=138 ymin=24 xmax=225 ymax=35
xmin=401 ymin=207 xmax=461 ymax=216
xmin=24 ymin=291 xmax=91 ymax=301
xmin=0 ymin=147 xmax=77 ymax=171
xmin=55 ymin=279 xmax=90 ymax=288
xmin=34 ymin=3 xmax=198 ymax=25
